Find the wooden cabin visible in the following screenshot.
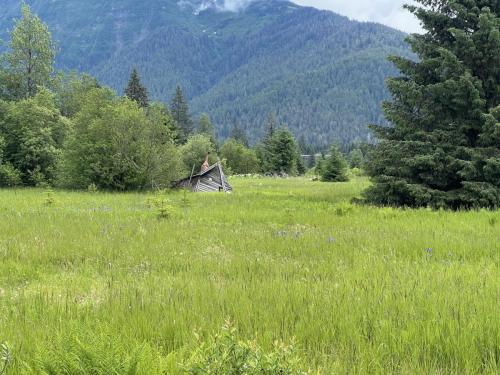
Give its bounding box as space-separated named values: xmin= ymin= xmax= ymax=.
xmin=176 ymin=157 xmax=232 ymax=193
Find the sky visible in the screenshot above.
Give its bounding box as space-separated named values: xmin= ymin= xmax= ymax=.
xmin=191 ymin=1 xmax=423 ymax=33
xmin=291 ymin=0 xmax=422 ymax=33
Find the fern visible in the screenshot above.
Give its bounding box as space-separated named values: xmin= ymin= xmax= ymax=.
xmin=0 ymin=342 xmax=12 ymax=375
xmin=32 ymin=332 xmax=168 ymax=375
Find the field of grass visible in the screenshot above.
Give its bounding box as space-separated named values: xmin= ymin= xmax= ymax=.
xmin=0 ymin=177 xmax=499 ymax=374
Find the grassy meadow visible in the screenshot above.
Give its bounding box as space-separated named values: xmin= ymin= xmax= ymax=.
xmin=0 ymin=177 xmax=499 ymax=374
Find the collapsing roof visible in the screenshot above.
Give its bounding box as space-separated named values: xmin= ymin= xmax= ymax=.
xmin=175 ymin=161 xmax=232 ymax=193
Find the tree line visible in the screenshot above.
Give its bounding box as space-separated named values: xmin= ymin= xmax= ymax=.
xmin=3 ymin=1 xmax=494 ymax=209
xmin=0 ymin=5 xmax=352 ymax=190
xmin=0 ymin=0 xmax=410 ymax=149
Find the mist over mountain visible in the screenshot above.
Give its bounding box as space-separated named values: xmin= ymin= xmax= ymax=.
xmin=178 ymin=0 xmax=255 ymax=13
xmin=0 ymin=0 xmax=411 ymax=147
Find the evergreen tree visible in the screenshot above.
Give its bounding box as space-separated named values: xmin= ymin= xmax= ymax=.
xmin=260 ymin=113 xmax=278 ymax=172
xmin=124 ymin=68 xmax=149 ymax=108
xmin=170 ymin=86 xmax=193 ymax=144
xmin=365 ymin=0 xmax=500 ymax=209
xmin=0 ymin=4 xmax=55 ymax=99
xmin=267 ymin=127 xmax=300 ymax=175
xmin=321 ymin=145 xmax=349 ymax=182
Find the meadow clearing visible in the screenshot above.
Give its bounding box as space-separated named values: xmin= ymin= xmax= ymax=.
xmin=0 ymin=177 xmax=498 ymax=374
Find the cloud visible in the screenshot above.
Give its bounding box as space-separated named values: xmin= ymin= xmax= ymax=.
xmin=222 ymin=0 xmax=255 ymax=12
xmin=177 ymin=0 xmax=423 ymax=33
xmin=177 ymin=0 xmax=255 ymax=14
xmin=292 ymin=0 xmax=422 ymax=33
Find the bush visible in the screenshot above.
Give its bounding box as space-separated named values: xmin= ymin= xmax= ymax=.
xmin=220 ymin=139 xmax=260 ymax=175
xmin=0 ymin=163 xmax=22 ymax=187
xmin=87 ymin=183 xmax=98 ymax=193
xmin=184 ymin=322 xmax=308 ymax=375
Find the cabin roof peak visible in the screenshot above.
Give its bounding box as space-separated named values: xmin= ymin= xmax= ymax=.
xmin=201 ymin=154 xmax=210 ymax=173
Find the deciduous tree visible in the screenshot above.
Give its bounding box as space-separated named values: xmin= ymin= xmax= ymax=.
xmin=0 ymin=88 xmax=70 ymax=186
xmin=0 ymin=4 xmax=55 ymax=99
xmin=59 ymin=90 xmax=181 ymax=190
xmin=180 ymin=134 xmax=216 ymax=175
xmin=220 ymin=139 xmax=260 ymax=175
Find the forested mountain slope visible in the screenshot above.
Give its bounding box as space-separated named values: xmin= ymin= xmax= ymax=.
xmin=0 ymin=0 xmax=411 ymax=147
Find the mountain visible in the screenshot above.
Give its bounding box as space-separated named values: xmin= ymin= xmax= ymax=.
xmin=0 ymin=0 xmax=411 ymax=148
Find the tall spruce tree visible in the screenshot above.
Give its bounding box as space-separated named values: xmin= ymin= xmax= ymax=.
xmin=0 ymin=4 xmax=55 ymax=99
xmin=170 ymin=85 xmax=193 ymax=144
xmin=267 ymin=127 xmax=300 ymax=175
xmin=260 ymin=113 xmax=278 ymax=172
xmin=124 ymin=68 xmax=149 ymax=108
xmin=365 ymin=0 xmax=500 ymax=209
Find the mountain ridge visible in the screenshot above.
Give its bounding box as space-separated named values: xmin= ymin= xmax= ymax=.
xmin=0 ymin=0 xmax=411 ymax=147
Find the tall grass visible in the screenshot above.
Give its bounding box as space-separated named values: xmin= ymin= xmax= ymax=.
xmin=0 ymin=177 xmax=498 ymax=373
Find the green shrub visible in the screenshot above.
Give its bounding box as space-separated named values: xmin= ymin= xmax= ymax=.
xmin=0 ymin=163 xmax=22 ymax=187
xmin=87 ymin=183 xmax=98 ymax=193
xmin=184 ymin=322 xmax=308 ymax=374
